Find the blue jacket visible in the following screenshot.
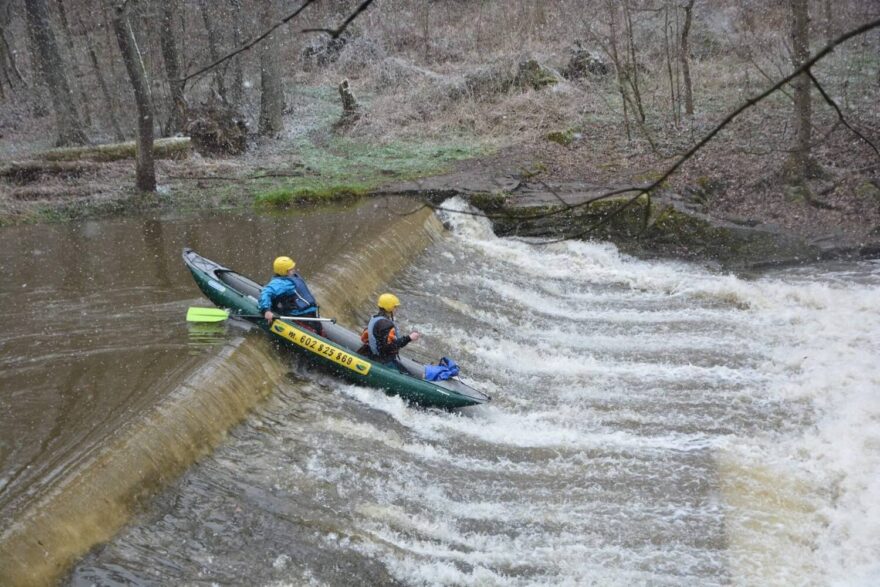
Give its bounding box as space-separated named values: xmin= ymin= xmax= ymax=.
xmin=258 ymin=274 xmax=318 ymax=316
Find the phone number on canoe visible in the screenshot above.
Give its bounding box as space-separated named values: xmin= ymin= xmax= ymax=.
xmin=297 ymin=333 xmax=358 ymax=366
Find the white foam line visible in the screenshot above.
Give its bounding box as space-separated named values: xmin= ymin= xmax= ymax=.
xmin=469 ymin=277 xmax=752 ymax=325
xmin=357 ymin=522 xmax=723 ymax=587
xmin=337 ymin=385 xmax=715 ymax=453
xmin=416 ymin=320 xmax=760 ymax=363
xmin=358 ymin=484 xmax=723 ymax=530
xmin=465 ymin=336 xmax=763 ymax=384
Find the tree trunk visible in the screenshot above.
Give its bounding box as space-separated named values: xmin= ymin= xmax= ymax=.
xmin=111 ymin=0 xmax=155 ymax=192
xmin=159 ymin=0 xmax=186 ymax=134
xmin=680 ymin=0 xmax=695 ymax=117
xmin=787 ymin=0 xmax=813 ymax=183
xmin=54 ymin=0 xmax=92 ymax=126
xmin=229 ymin=0 xmax=244 ymax=107
xmin=258 ymin=0 xmax=283 ymax=136
xmin=623 ymin=0 xmax=645 ymax=123
xmin=198 ymin=0 xmax=227 ymax=102
xmin=663 ymin=3 xmax=678 ymax=125
xmin=0 ymin=31 xmax=9 ymax=96
xmin=1 ymin=30 xmax=23 ymax=87
xmin=422 ymin=0 xmax=430 ymax=62
xmin=24 ymin=0 xmax=87 ymax=146
xmin=0 ymin=0 xmax=24 ymax=94
xmin=24 ymin=19 xmax=50 ymax=117
xmin=823 ymin=0 xmax=833 ymax=45
xmin=606 ymin=2 xmax=631 ymax=140
xmin=77 ymin=9 xmax=125 ymax=141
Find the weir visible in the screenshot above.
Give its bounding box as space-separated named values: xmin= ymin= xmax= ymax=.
xmin=0 ymin=204 xmax=444 ymax=586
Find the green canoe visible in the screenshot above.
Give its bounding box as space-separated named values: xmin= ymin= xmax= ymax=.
xmin=183 ymin=248 xmax=490 ymax=409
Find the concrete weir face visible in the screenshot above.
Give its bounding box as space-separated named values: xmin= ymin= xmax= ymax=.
xmin=0 ymin=198 xmax=443 ymax=586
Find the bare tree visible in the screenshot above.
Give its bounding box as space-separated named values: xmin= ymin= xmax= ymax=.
xmin=787 ymin=0 xmax=815 ymax=182
xmin=680 ymin=0 xmax=695 ymax=117
xmin=198 ymin=0 xmax=227 ymax=102
xmin=0 ymin=0 xmax=25 ymax=96
xmin=663 ymin=2 xmax=678 ymax=125
xmin=54 ymin=0 xmax=92 ymax=126
xmin=822 ymin=0 xmax=834 ymax=44
xmin=159 ymin=0 xmax=186 ymax=134
xmin=110 ymin=0 xmax=155 ymax=191
xmin=24 ymin=0 xmax=88 ymax=145
xmin=77 ymin=8 xmax=125 ymax=141
xmin=605 ymin=1 xmax=631 ymax=140
xmin=258 ymin=0 xmax=283 ymax=136
xmin=421 ymin=0 xmax=430 ymax=62
xmin=622 ymin=1 xmax=645 ymax=123
xmin=229 ymin=0 xmax=244 ymax=107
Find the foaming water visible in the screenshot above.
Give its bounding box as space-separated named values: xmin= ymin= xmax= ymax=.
xmin=69 ymin=199 xmax=879 ymax=586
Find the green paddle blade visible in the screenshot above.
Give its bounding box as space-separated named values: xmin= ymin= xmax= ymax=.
xmin=186 ymin=307 xmax=231 ymax=323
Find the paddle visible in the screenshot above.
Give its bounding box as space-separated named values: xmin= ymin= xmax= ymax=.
xmin=186 ymin=307 xmax=336 ymax=324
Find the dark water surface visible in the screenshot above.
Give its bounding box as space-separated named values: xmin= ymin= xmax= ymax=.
xmin=0 ymin=198 xmax=418 ymax=520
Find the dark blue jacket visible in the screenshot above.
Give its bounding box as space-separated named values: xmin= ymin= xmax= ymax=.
xmin=258 ymin=274 xmax=318 ymax=316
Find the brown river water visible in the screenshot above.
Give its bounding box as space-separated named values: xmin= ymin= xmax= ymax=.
xmin=2 ymin=196 xmax=879 ymax=586
xmin=0 ymin=197 xmax=443 ymax=585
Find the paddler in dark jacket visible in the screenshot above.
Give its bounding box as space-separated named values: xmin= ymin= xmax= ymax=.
xmin=358 ymin=293 xmax=421 ymax=371
xmin=259 ymin=256 xmax=321 ymax=332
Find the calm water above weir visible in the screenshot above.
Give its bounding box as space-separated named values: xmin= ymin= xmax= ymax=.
xmin=2 ymin=198 xmax=878 ymax=586
xmin=0 ymin=197 xmax=426 ymax=522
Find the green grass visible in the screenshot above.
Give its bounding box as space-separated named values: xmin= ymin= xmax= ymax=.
xmin=252 ymin=135 xmax=489 ymax=208
xmin=294 ymin=137 xmax=487 ymax=182
xmin=254 ymin=180 xmax=371 ymax=208
xmin=246 ymin=84 xmax=491 ymax=208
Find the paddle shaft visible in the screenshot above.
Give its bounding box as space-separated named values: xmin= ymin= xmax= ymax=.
xmin=243 ymin=314 xmax=334 ymax=323
xmin=186 ymin=307 xmax=335 ymax=323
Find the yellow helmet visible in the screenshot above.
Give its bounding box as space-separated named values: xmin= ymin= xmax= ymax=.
xmin=377 ymin=293 xmax=400 ymax=312
xmin=273 ymin=256 xmax=296 ymax=275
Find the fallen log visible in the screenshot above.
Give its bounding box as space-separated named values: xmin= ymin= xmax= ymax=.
xmin=34 ymin=137 xmax=192 ymax=162
xmin=0 ymin=160 xmax=100 ymax=183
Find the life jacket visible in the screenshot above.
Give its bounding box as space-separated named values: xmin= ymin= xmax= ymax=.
xmin=360 ymin=313 xmax=397 ymax=359
xmin=274 ymin=273 xmax=318 ymax=316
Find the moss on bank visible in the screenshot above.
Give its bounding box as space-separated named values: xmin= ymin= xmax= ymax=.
xmin=475 ymin=195 xmax=822 ymax=268
xmin=254 ymin=182 xmax=370 ymax=207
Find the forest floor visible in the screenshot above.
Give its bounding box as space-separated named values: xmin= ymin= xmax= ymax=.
xmin=1 ymin=74 xmax=879 ymax=255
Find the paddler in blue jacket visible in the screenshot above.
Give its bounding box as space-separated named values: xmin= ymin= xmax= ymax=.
xmin=260 ymin=256 xmax=321 ymax=332
xmin=358 ymin=293 xmax=421 ymax=371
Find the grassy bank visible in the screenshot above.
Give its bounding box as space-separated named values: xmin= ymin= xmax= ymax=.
xmin=0 ymin=85 xmax=490 ymax=224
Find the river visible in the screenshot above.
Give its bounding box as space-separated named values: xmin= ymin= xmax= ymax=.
xmin=2 ymin=198 xmax=878 ymax=585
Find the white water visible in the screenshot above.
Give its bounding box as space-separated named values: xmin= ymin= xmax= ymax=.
xmin=69 ymin=199 xmax=880 ymax=586
xmin=346 ymin=199 xmax=880 ymax=585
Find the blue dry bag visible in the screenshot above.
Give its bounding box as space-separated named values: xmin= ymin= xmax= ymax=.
xmin=424 ymin=357 xmax=460 ymax=381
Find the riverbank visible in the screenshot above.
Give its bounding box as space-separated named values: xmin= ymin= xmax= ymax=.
xmin=2 ymin=71 xmax=878 ymax=269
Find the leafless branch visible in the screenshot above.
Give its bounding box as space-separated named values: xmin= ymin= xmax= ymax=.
xmin=520 ymin=170 xmax=574 ymax=211
xmin=301 ymin=0 xmax=375 ymax=37
xmin=180 ymin=0 xmax=375 ymax=87
xmin=745 ymin=52 xmax=793 ymax=101
xmin=180 ymin=0 xmax=316 ymax=85
xmin=808 ymin=70 xmax=880 ymax=159
xmin=461 ymin=17 xmax=880 ymax=235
